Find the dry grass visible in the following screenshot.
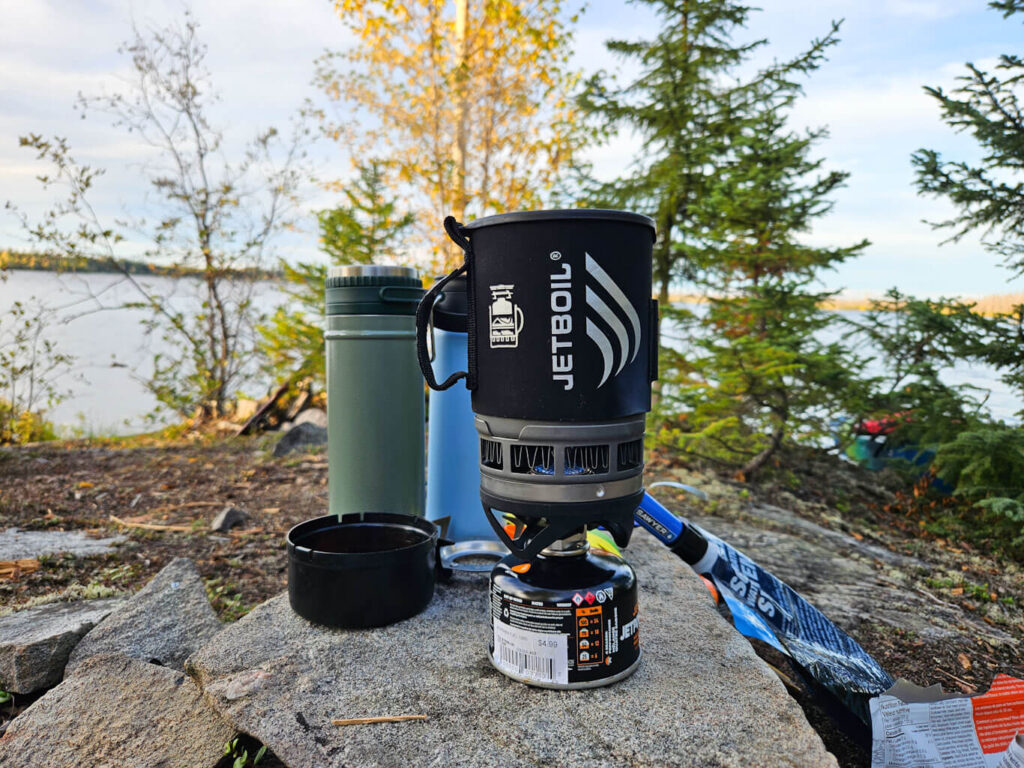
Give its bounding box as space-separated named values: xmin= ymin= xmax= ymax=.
xmin=667 ymin=291 xmax=1024 ymax=316
xmin=969 ymin=292 xmax=1024 ymax=315
xmin=821 ymin=296 xmax=875 ymax=312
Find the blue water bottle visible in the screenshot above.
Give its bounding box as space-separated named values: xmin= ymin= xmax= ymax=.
xmin=425 ymin=275 xmax=496 ymax=542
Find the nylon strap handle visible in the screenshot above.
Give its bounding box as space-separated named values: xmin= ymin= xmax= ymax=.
xmin=415 ymin=216 xmax=474 ymax=391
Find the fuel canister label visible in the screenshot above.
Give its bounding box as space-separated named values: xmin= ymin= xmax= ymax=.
xmin=492 ymin=619 xmax=568 ymax=686
xmin=490 ymin=565 xmax=640 ymax=688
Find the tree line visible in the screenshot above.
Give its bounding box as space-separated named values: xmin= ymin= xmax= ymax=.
xmin=2 ymin=0 xmax=1023 ymax=556
xmin=0 ymin=249 xmax=279 ymax=278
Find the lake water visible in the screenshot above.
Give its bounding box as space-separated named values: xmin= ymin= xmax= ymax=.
xmin=824 ymin=310 xmax=1021 ymax=423
xmin=0 ymin=270 xmax=281 ymax=435
xmin=0 ymin=270 xmax=1019 ymax=434
xmin=661 ymin=308 xmax=1021 ymax=424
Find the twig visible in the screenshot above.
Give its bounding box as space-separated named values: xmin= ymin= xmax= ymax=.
xmin=149 ymin=501 xmax=223 ymax=514
xmin=0 ymin=559 xmax=41 ymax=580
xmin=109 ymin=514 xmax=194 ymax=532
xmin=332 ymin=715 xmax=427 ymax=726
xmin=933 ymin=668 xmax=977 ymax=693
xmin=876 ymin=576 xmax=964 ymax=613
xmin=764 ymin=661 xmax=800 ymax=694
xmin=910 ymin=585 xmax=963 ymax=612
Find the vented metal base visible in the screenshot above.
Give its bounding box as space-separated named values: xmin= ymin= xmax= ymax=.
xmin=475 ymin=414 xmax=647 ymax=561
xmin=476 ymin=414 xmax=645 ymax=489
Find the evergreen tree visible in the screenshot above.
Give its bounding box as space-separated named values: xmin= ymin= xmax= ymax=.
xmin=933 ymin=426 xmax=1024 ymax=551
xmin=578 ymin=0 xmax=764 ymax=312
xmin=316 ymin=162 xmax=416 ymax=269
xmin=259 ymin=162 xmax=414 ymax=384
xmin=913 ymin=1 xmax=1024 ymax=277
xmin=907 ymin=1 xmax=1024 ymax=541
xmin=676 ymin=53 xmax=869 ymax=478
xmin=848 ymin=290 xmax=990 ymax=447
xmin=581 ymin=0 xmax=864 ymax=477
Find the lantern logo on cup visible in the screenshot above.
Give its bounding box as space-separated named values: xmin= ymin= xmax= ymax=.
xmin=488 ymin=284 xmax=524 ymax=348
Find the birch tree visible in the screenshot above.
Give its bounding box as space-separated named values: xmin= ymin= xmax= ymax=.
xmin=317 ymin=0 xmax=584 ymax=268
xmin=12 ymin=15 xmax=306 ymax=422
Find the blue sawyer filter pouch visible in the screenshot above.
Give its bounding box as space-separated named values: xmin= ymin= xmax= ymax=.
xmin=636 ymin=493 xmax=894 ymax=728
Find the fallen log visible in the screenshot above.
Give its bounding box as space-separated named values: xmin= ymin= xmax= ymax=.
xmin=237 ymin=382 xmax=290 ymax=436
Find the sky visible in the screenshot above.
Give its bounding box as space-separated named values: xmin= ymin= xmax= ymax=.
xmin=0 ymin=0 xmax=1021 ymax=298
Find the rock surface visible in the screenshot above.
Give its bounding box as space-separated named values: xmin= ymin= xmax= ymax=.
xmin=0 ymin=598 xmax=124 ymax=693
xmin=66 ymin=558 xmax=221 ymax=674
xmin=188 ymin=533 xmax=837 ymax=768
xmin=692 ymin=503 xmax=1013 ymax=643
xmin=292 ymin=408 xmax=327 ymax=429
xmin=0 ymin=653 xmax=234 ymax=768
xmin=210 ymin=505 xmax=249 ymax=532
xmin=0 ymin=528 xmax=124 ymax=560
xmin=273 ymin=421 xmax=327 ymax=457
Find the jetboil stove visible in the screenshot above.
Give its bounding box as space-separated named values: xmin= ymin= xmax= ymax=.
xmin=417 ymin=210 xmax=657 ymax=689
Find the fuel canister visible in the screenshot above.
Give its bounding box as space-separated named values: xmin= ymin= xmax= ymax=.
xmin=489 ymin=545 xmax=640 ymax=689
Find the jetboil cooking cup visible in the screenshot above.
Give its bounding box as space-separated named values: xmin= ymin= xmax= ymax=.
xmin=415 ymin=211 xmax=658 ymax=560
xmin=416 ymin=210 xmax=657 ymax=690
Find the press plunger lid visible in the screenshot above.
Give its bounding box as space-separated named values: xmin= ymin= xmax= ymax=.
xmin=329 ymin=265 xmax=418 ymax=280
xmin=325 ymin=265 xmax=424 ymax=316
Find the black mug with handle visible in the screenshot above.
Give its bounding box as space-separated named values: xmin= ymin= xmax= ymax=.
xmin=416 ymin=209 xmax=658 ymax=560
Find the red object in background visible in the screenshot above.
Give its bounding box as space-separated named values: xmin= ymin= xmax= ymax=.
xmin=857 ymin=411 xmax=913 ymax=436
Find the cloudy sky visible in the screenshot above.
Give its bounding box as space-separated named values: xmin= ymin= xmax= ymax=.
xmin=0 ymin=0 xmax=1020 ymax=298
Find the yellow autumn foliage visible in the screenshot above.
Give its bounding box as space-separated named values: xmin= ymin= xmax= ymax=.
xmin=321 ymin=0 xmax=584 ymax=270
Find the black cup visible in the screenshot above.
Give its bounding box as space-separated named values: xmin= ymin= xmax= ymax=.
xmin=287 ymin=513 xmax=440 ymax=628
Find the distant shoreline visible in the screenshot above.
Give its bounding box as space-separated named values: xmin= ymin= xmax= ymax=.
xmin=668 ymin=292 xmax=1024 ymax=315
xmin=5 ymin=251 xmax=1020 ymax=314
xmin=0 ymin=250 xmax=281 ymax=280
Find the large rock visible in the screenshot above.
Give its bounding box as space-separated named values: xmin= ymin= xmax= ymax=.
xmin=693 ymin=504 xmax=1013 ymax=643
xmin=273 ymin=421 xmax=327 ymax=457
xmin=292 ymin=408 xmax=327 ymax=429
xmin=66 ymin=558 xmax=221 ymax=675
xmin=0 ymin=528 xmax=124 ymax=560
xmin=0 ymin=653 xmax=234 ymax=767
xmin=0 ymin=598 xmax=124 ymax=694
xmin=188 ymin=534 xmax=836 ymax=768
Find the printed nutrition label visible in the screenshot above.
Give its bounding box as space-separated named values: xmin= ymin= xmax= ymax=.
xmin=492 ymin=619 xmax=568 ymax=686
